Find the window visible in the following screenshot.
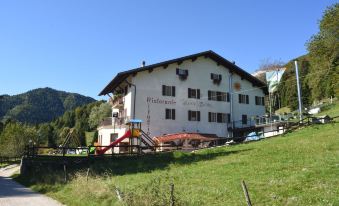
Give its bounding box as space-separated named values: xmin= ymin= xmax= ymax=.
xmin=208 ymin=112 xmax=217 ymax=122
xmin=188 ymin=110 xmax=200 ymax=121
xmin=208 ymin=90 xmax=229 ymax=102
xmin=110 ymin=133 xmax=118 ymax=142
xmin=242 ymin=115 xmax=247 ymax=124
xmin=209 ymin=112 xmax=230 ymax=123
xmin=176 ymin=68 xmax=188 ymax=80
xmin=211 ymin=73 xmax=222 ymax=83
xmin=162 ymin=85 xmax=175 ymax=97
xmin=165 ymin=109 xmax=175 ymax=120
xmin=188 ymin=88 xmax=200 ymax=99
xmin=255 ymin=96 xmax=265 ymax=106
xmin=239 ymin=94 xmax=249 ymax=104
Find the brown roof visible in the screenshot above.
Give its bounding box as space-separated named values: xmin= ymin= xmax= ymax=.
xmin=99 ymin=50 xmax=268 ymax=95
xmin=154 ymin=132 xmax=218 ymax=143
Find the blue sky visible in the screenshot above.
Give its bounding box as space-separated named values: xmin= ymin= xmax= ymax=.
xmin=0 ymin=0 xmax=337 ymax=99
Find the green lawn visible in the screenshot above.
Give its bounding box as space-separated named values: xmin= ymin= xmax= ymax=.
xmin=317 ymin=101 xmax=339 ymax=117
xmin=15 ymin=120 xmax=339 ymax=206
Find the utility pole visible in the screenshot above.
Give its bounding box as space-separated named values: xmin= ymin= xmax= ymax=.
xmin=294 ymin=61 xmax=303 ymax=122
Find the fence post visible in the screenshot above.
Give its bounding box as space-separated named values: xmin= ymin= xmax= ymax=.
xmin=63 ymin=164 xmax=67 ymax=183
xmin=170 ymin=183 xmax=175 ymax=206
xmin=241 ymin=180 xmax=252 ymax=206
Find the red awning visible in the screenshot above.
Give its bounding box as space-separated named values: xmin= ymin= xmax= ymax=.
xmin=154 ymin=133 xmax=218 ymax=143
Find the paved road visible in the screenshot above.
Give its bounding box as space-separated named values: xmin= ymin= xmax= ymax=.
xmin=0 ymin=165 xmax=63 ymax=206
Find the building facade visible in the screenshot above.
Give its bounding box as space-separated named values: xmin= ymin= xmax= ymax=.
xmin=98 ymin=51 xmax=267 ymax=147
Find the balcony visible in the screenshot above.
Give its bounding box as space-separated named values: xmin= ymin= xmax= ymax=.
xmin=98 ymin=116 xmax=130 ymax=129
xmin=109 ymin=96 xmax=124 ymax=108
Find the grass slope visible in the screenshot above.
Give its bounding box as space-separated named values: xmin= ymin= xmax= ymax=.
xmin=16 ymin=121 xmax=339 ymax=206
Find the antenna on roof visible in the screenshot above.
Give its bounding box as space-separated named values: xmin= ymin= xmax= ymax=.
xmin=141 ymin=61 xmax=146 ymax=67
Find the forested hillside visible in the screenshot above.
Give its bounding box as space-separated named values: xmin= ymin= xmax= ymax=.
xmin=0 ymin=87 xmax=95 ymax=124
xmin=276 ymin=4 xmax=338 ymax=110
xmin=0 ymin=101 xmax=111 ymax=157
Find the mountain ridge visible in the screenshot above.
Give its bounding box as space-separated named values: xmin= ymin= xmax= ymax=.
xmin=0 ymin=87 xmax=96 ymax=124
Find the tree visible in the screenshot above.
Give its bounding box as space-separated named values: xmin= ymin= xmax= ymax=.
xmin=254 ymin=59 xmax=285 ymax=83
xmin=306 ymin=3 xmax=339 ymax=101
xmin=0 ymin=122 xmax=37 ymax=157
xmin=88 ymin=103 xmax=112 ymax=129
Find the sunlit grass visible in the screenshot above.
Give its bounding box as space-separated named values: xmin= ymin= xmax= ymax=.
xmin=16 ymin=121 xmax=339 ymax=205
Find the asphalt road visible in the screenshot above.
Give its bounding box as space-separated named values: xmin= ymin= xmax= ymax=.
xmin=0 ymin=164 xmax=63 ymax=206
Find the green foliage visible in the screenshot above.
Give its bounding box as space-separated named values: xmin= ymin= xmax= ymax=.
xmin=0 ymin=87 xmax=95 ymax=124
xmin=278 ymin=56 xmax=311 ymax=110
xmin=278 ymin=3 xmax=338 ymax=109
xmin=46 ymin=101 xmax=104 ymax=147
xmin=0 ymin=122 xmax=38 ymax=157
xmin=306 ymin=3 xmax=339 ymax=101
xmin=88 ymin=102 xmax=112 ymax=129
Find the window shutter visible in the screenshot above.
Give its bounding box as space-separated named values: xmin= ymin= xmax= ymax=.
xmin=218 ymin=74 xmax=222 ymax=81
xmin=197 ymin=89 xmax=200 ymax=99
xmin=176 ymin=68 xmax=179 ymax=75
xmin=217 ymin=113 xmax=222 ymax=123
xmin=172 ymin=109 xmax=175 ymax=120
xmin=227 ymin=114 xmax=231 ymax=123
xmin=188 ymin=88 xmax=191 ymax=98
xmin=208 ymin=90 xmax=211 ymax=100
xmin=262 ymin=97 xmax=265 ymax=105
xmin=246 ymin=95 xmax=249 ymax=104
xmin=210 ymin=73 xmax=213 ymax=79
xmin=208 ymin=112 xmax=211 ymax=122
xmin=188 ymin=110 xmax=191 ymax=121
xmin=162 ymin=85 xmax=166 ymax=96
xmin=165 ymin=109 xmax=169 ymax=119
xmin=172 ymin=86 xmax=175 ymax=97
xmin=197 ymin=111 xmax=200 ymax=121
xmin=186 ymin=70 xmax=189 ymax=76
xmin=227 ymin=92 xmax=230 ymax=102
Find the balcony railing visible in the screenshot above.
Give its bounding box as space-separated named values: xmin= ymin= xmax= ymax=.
xmin=98 ymin=116 xmax=131 ymax=129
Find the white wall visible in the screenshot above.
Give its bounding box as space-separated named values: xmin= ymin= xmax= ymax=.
xmin=97 ymin=126 xmax=128 ymax=153
xmin=128 ymin=56 xmax=266 ymax=138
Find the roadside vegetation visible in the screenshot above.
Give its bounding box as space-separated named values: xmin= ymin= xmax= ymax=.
xmin=0 ymin=101 xmax=110 ymax=157
xmin=15 ymin=117 xmax=339 ymax=205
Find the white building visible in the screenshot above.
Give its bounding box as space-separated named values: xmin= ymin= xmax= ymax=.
xmin=97 ymin=51 xmax=267 ymax=150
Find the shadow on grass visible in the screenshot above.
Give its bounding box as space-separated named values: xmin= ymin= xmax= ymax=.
xmin=90 ymin=148 xmax=251 ymax=175
xmin=16 ymin=148 xmax=251 ymax=185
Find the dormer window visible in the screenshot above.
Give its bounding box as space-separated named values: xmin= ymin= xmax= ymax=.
xmin=176 ymin=68 xmax=188 ymax=80
xmin=211 ymin=73 xmax=222 ymax=84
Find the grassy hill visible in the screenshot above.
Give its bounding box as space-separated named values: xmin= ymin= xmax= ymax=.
xmin=0 ymin=87 xmax=95 ymax=124
xmin=16 ymin=117 xmax=339 ymax=205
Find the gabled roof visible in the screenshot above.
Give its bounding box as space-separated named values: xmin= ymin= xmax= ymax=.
xmin=99 ymin=50 xmax=267 ymax=95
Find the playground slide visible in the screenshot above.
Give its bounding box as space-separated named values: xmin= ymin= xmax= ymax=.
xmin=97 ymin=130 xmax=132 ymax=155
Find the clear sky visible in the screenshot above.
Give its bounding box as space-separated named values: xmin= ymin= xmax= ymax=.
xmin=0 ymin=0 xmax=337 ymax=99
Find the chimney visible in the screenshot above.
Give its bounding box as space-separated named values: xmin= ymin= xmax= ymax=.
xmin=141 ymin=61 xmax=146 ymax=67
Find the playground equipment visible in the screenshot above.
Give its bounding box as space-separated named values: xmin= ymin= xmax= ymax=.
xmin=96 ymin=119 xmax=155 ymax=155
